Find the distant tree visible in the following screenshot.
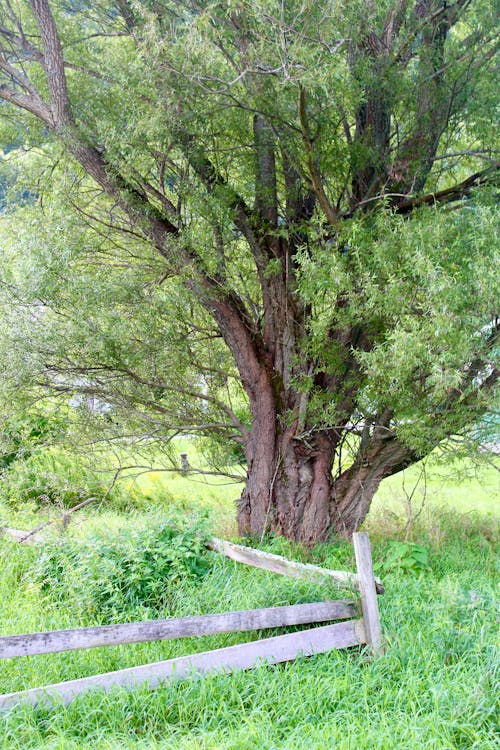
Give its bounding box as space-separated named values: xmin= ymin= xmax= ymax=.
xmin=0 ymin=0 xmax=498 ymax=540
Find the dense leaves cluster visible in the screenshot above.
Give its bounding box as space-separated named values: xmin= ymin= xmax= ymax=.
xmin=31 ymin=521 xmax=212 ymax=621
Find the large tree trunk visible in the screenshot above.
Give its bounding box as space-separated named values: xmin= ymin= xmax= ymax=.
xmin=330 ymin=438 xmax=417 ymax=537
xmin=238 ymin=426 xmax=334 ymax=543
xmin=238 ymin=390 xmax=417 ymax=542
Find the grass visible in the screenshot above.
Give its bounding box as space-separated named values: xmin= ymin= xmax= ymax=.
xmin=374 ymin=453 xmax=499 ymax=517
xmin=0 ymin=450 xmax=498 ymax=749
xmin=0 ymin=506 xmax=498 ymax=749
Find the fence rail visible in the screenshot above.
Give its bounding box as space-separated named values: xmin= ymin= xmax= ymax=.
xmin=0 ymin=620 xmax=366 ymax=711
xmin=208 ymin=537 xmax=384 ymax=593
xmin=0 ymin=531 xmax=383 ymax=709
xmin=0 ymin=600 xmax=357 ymax=659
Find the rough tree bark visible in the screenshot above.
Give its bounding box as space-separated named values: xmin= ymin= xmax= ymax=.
xmin=237 ymin=373 xmax=417 ymax=542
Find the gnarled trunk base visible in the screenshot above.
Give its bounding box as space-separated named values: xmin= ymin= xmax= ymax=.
xmin=238 ymin=432 xmax=415 ymax=542
xmin=238 ymin=434 xmax=333 ymax=544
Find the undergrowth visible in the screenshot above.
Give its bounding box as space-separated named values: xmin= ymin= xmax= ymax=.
xmin=30 ymin=521 xmax=212 ymax=622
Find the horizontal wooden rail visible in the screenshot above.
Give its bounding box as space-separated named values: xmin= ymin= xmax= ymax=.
xmin=0 ymin=619 xmax=365 ymax=710
xmin=0 ymin=600 xmax=356 ymax=659
xmin=0 ymin=527 xmax=41 ymax=544
xmin=209 ymin=537 xmax=384 ymax=594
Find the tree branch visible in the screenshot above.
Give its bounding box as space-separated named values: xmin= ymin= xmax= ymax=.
xmin=394 ymin=163 xmax=499 ymax=214
xmin=0 ymin=82 xmax=52 ymax=123
xmin=30 ymin=0 xmax=71 ymax=125
xmin=298 ymin=85 xmax=339 ymax=225
xmin=253 ymin=114 xmax=278 ymax=226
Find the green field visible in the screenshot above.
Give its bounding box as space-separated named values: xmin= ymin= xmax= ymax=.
xmin=0 ymin=455 xmax=498 ymax=750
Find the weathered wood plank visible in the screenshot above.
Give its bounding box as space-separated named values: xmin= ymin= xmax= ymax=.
xmin=0 ymin=619 xmax=365 ymax=710
xmin=0 ymin=600 xmax=357 ymax=659
xmin=352 ymin=532 xmax=384 ymax=655
xmin=0 ymin=527 xmax=41 ymax=545
xmin=209 ymin=537 xmax=384 ymax=594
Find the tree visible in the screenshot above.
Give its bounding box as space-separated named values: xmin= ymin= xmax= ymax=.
xmin=0 ymin=0 xmax=498 ymax=540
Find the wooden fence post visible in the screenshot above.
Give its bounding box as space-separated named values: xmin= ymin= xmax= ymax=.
xmin=352 ymin=532 xmax=384 ymax=655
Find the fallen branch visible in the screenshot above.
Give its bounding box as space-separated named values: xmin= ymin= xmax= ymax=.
xmin=16 ymin=496 xmax=100 ymax=544
xmin=2 ymin=466 xmax=123 ymax=543
xmin=0 ymin=526 xmax=42 ymax=545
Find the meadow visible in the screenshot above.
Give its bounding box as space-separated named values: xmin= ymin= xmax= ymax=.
xmin=0 ymin=449 xmax=498 ymax=750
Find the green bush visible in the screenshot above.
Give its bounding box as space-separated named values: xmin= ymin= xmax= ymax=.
xmin=29 ymin=521 xmax=212 ymax=622
xmin=0 ymin=410 xmax=67 ymax=474
xmin=376 ymin=540 xmax=430 ymax=575
xmin=0 ymin=445 xmax=127 ymax=511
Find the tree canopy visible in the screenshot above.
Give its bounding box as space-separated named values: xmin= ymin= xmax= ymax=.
xmin=0 ymin=0 xmax=498 ymax=540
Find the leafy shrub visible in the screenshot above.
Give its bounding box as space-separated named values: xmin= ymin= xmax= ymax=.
xmin=1 ymin=445 xmax=127 ymax=510
xmin=0 ymin=410 xmax=67 ymax=474
xmin=30 ymin=521 xmax=212 ymax=622
xmin=376 ymin=540 xmax=430 ymax=575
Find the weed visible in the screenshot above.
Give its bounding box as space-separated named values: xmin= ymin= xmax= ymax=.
xmin=29 ymin=521 xmax=212 ymax=622
xmin=376 ymin=540 xmax=431 ymax=575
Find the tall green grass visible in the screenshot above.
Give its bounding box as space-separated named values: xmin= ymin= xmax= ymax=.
xmin=0 ymin=507 xmax=498 ymax=750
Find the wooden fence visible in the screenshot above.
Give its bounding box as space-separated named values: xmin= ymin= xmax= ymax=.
xmin=0 ymin=531 xmax=383 ymax=710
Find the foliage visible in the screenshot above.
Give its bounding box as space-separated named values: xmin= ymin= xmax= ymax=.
xmin=0 ymin=444 xmax=118 ymax=510
xmin=376 ymin=540 xmax=431 ymax=575
xmin=0 ymin=403 xmax=132 ymax=511
xmin=0 ymin=0 xmax=498 ymax=539
xmin=0 ymin=409 xmax=66 ymax=475
xmin=30 ymin=521 xmax=212 ymax=621
xmin=298 ymin=195 xmax=500 ymax=453
xmin=0 ymin=186 xmax=245 ymax=479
